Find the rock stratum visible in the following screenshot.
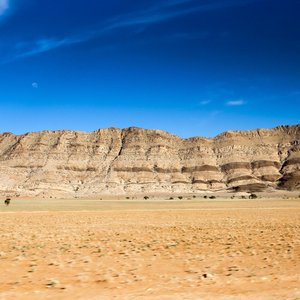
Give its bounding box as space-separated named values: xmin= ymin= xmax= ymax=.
xmin=0 ymin=125 xmax=299 ymax=197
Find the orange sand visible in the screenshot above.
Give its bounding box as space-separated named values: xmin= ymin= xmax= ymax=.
xmin=0 ymin=198 xmax=299 ymax=299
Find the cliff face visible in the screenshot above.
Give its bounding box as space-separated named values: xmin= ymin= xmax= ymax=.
xmin=0 ymin=125 xmax=299 ymax=197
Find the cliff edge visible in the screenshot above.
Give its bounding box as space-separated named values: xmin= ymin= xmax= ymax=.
xmin=0 ymin=125 xmax=299 ymax=197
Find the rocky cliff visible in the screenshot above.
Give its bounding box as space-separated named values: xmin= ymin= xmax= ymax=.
xmin=0 ymin=125 xmax=299 ymax=197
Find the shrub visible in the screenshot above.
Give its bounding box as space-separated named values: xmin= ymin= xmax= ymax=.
xmin=249 ymin=193 xmax=258 ymax=199
xmin=169 ymin=197 xmax=174 ymax=200
xmin=144 ymin=196 xmax=149 ymax=200
xmin=178 ymin=196 xmax=183 ymax=200
xmin=209 ymin=196 xmax=216 ymax=199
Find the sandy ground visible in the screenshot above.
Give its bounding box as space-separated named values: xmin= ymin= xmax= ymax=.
xmin=0 ymin=198 xmax=299 ymax=299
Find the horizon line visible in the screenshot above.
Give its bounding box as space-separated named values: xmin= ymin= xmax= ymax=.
xmin=1 ymin=123 xmax=299 ymax=140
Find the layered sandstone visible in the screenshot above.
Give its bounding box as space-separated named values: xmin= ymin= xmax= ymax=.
xmin=0 ymin=125 xmax=299 ymax=197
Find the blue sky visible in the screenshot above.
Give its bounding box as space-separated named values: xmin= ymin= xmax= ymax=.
xmin=0 ymin=0 xmax=299 ymax=138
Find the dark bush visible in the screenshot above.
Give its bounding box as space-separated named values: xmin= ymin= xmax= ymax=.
xmin=249 ymin=193 xmax=258 ymax=199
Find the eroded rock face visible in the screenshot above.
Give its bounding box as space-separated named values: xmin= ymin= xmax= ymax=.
xmin=0 ymin=125 xmax=299 ymax=197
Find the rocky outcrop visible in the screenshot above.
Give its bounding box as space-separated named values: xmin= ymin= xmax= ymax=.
xmin=0 ymin=125 xmax=299 ymax=197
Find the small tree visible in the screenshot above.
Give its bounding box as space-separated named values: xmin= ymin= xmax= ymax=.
xmin=4 ymin=198 xmax=11 ymax=206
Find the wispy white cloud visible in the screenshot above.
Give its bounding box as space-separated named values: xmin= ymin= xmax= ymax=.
xmin=200 ymin=100 xmax=211 ymax=105
xmin=106 ymin=0 xmax=260 ymax=29
xmin=1 ymin=33 xmax=102 ymax=64
xmin=5 ymin=0 xmax=261 ymax=62
xmin=32 ymin=82 xmax=38 ymax=88
xmin=226 ymin=99 xmax=246 ymax=106
xmin=15 ymin=36 xmax=88 ymax=59
xmin=0 ymin=0 xmax=9 ymax=15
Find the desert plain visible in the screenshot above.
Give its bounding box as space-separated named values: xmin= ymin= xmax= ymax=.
xmin=0 ymin=194 xmax=299 ymax=300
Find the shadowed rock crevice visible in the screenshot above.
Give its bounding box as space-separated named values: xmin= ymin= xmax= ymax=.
xmin=113 ymin=167 xmax=153 ymax=173
xmin=282 ymin=157 xmax=300 ymax=167
xmin=232 ymin=183 xmax=267 ymax=192
xmin=227 ymin=175 xmax=255 ymax=184
xmin=182 ymin=165 xmax=219 ymax=172
xmin=251 ymin=160 xmax=281 ymax=169
xmin=221 ymin=162 xmax=251 ymax=172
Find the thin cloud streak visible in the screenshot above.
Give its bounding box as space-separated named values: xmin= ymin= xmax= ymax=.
xmin=106 ymin=0 xmax=259 ymax=29
xmin=200 ymin=100 xmax=211 ymax=105
xmin=0 ymin=0 xmax=8 ymax=15
xmin=6 ymin=0 xmax=262 ymax=62
xmin=10 ymin=36 xmax=91 ymax=61
xmin=226 ymin=100 xmax=246 ymax=106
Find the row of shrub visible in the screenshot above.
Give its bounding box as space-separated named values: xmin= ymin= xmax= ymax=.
xmin=139 ymin=193 xmax=258 ymax=200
